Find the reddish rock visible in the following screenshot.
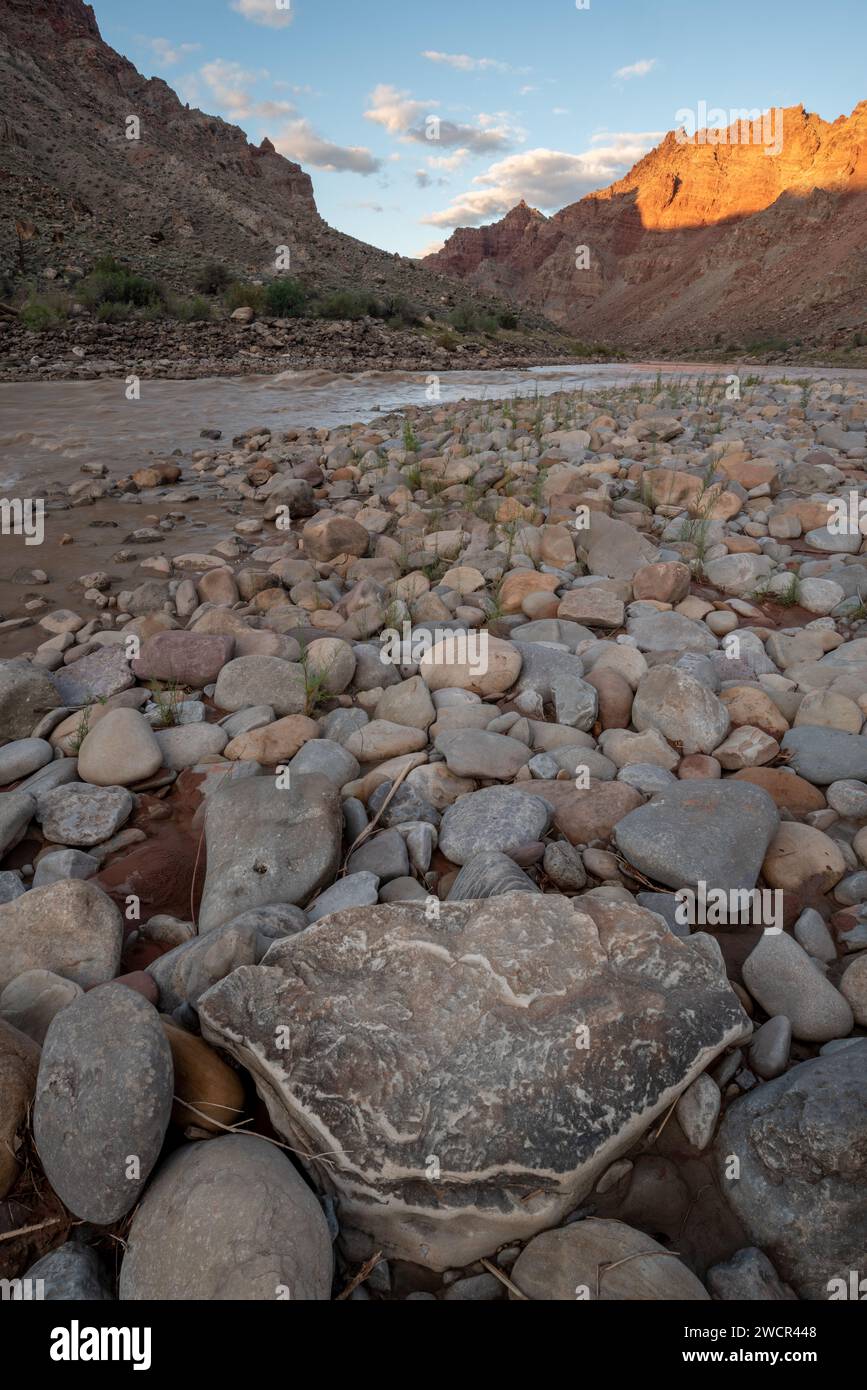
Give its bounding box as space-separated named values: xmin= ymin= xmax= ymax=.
xmin=632 ymin=562 xmax=691 ymax=604
xmin=89 ymin=970 xmax=159 ymax=1005
xmin=731 ymin=768 xmax=827 ymax=815
xmin=515 ymin=780 xmax=643 ymax=845
xmin=302 ymin=516 xmax=370 ymax=562
xmin=131 ymin=631 xmax=234 ymax=688
xmin=678 ymin=754 xmax=722 ymax=780
xmin=585 ymin=668 xmax=633 ymax=729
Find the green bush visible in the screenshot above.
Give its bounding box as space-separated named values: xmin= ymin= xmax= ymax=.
xmin=20 ymin=292 xmax=71 ymax=331
xmin=447 ymin=303 xmax=500 ymax=335
xmin=379 ymin=294 xmax=422 ymax=327
xmin=264 ymin=277 xmax=307 ymax=317
xmin=498 ymin=310 xmax=519 ymax=331
xmin=224 ymin=281 xmax=265 ymax=313
xmin=316 ymin=288 xmax=382 ymax=320
xmin=96 ymin=300 xmax=131 ymax=324
xmin=171 ymin=295 xmax=212 ymax=322
xmin=194 ymin=262 xmax=234 ymax=296
xmin=77 ymin=258 xmax=163 ymax=310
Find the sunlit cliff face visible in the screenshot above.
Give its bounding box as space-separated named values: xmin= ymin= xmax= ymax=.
xmin=589 ymin=103 xmax=867 ymax=232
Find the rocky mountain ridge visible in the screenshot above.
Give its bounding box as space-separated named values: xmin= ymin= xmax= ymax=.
xmin=426 ymin=104 xmax=867 ymax=355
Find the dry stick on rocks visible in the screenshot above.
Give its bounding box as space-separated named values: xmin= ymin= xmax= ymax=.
xmin=339 ymin=758 xmax=415 ymax=872
xmin=189 ymin=762 xmax=236 ymax=930
xmin=0 ymin=1216 xmax=69 ymax=1244
xmin=336 ymin=1249 xmax=384 ymax=1301
xmin=176 ymin=1099 xmax=343 ymax=1171
xmin=596 ymin=1249 xmax=686 ymax=1299
xmin=480 ymin=1257 xmax=529 ymax=1300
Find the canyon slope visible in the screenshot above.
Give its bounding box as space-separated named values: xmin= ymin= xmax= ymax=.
xmin=0 ymin=0 xmax=543 ymax=327
xmin=426 ymin=104 xmax=867 ymax=355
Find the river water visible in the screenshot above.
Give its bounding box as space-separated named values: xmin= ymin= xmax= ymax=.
xmin=2 ymin=360 xmax=865 ymax=490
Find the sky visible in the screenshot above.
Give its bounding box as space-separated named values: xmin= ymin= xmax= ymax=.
xmin=94 ymin=0 xmax=866 ymax=258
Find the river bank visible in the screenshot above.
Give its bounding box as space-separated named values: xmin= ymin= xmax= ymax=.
xmin=1 ymin=369 xmax=866 ymax=1300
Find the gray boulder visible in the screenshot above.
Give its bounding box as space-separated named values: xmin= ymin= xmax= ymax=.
xmin=439 ymin=786 xmax=551 ymax=865
xmin=0 ymin=662 xmax=60 ymax=741
xmin=448 ymin=851 xmax=539 ymax=900
xmin=38 ymin=783 xmax=133 ymax=848
xmin=0 ymin=880 xmax=122 ymax=993
xmin=147 ymin=915 xmax=301 ymax=1013
xmin=25 ymin=1242 xmax=114 ymax=1301
xmin=780 ymin=727 xmax=867 ymax=785
xmin=615 ymin=780 xmax=779 ymax=892
xmin=119 ymin=1135 xmax=333 ymax=1300
xmin=34 ymin=985 xmax=173 ymax=1224
xmin=715 ymin=1042 xmax=867 ymax=1299
xmin=198 ymin=773 xmax=341 ymax=932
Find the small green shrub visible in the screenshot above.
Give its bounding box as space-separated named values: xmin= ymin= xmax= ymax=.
xmin=194 ymin=261 xmax=234 ymax=295
xmin=380 ymin=294 xmax=422 ymax=327
xmin=316 ymin=288 xmax=382 ymax=320
xmin=77 ymin=259 xmax=163 ymax=310
xmin=171 ymin=295 xmax=212 ymax=322
xmin=224 ymin=281 xmax=265 ymax=313
xmin=96 ymin=300 xmax=131 ymax=323
xmin=20 ymin=292 xmax=70 ymax=330
xmin=264 ymin=277 xmax=307 ymax=317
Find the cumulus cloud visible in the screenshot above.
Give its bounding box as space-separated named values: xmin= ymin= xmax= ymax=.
xmin=200 ymin=59 xmax=256 ymax=120
xmin=364 ymin=84 xmax=430 ymax=136
xmin=274 ymin=118 xmax=382 ymax=174
xmin=422 ymin=51 xmax=510 ymax=73
xmin=614 ymin=58 xmax=657 ymax=80
xmin=231 ymin=0 xmax=294 ymax=28
xmin=422 ymin=133 xmax=662 ymax=228
xmin=415 ymin=239 xmax=446 ymax=258
xmin=144 ymin=37 xmax=201 ymax=66
xmin=256 ymin=98 xmax=296 ymax=120
xmin=427 ymin=148 xmax=472 ymax=171
xmin=364 ymin=85 xmax=517 ymax=152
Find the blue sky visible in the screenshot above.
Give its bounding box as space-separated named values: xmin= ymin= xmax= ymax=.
xmin=94 ymin=0 xmax=866 ymax=257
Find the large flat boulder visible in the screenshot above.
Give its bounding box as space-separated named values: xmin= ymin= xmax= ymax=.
xmin=199 ymin=894 xmax=750 ymax=1270
xmin=198 ymin=773 xmax=342 ymax=932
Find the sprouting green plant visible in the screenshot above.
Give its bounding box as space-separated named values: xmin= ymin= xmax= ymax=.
xmin=69 ymin=701 xmax=94 ymax=754
xmin=402 ymin=418 xmax=420 ymax=455
xmin=150 ymin=681 xmax=183 ymax=727
xmin=299 ymin=650 xmax=334 ymax=716
xmin=775 ymin=573 xmax=802 ymax=607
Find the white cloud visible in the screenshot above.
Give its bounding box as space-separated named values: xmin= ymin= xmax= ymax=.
xmin=614 ymin=58 xmax=657 ymax=80
xmin=415 ymin=239 xmax=445 ymax=258
xmin=552 ymin=107 xmax=570 ymax=116
xmin=200 ymin=59 xmax=256 ymax=120
xmin=257 ymin=99 xmax=296 ymax=120
xmin=145 ymin=37 xmax=201 ymax=66
xmin=274 ymin=118 xmax=382 ymax=174
xmin=231 ymin=0 xmax=294 ymax=28
xmin=364 ymin=85 xmax=517 ymax=152
xmin=422 ymin=51 xmax=510 ymax=73
xmin=519 ymin=84 xmax=538 ymax=96
xmin=422 ymin=133 xmax=662 ymax=228
xmin=364 ymin=84 xmax=431 ymax=136
xmin=427 ymin=148 xmax=472 ymax=171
